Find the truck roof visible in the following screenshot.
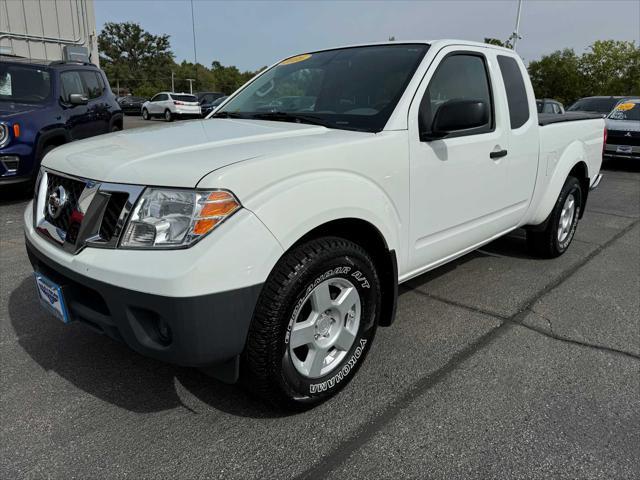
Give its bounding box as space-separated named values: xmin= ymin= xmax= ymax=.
xmin=288 ymin=39 xmax=515 ymax=56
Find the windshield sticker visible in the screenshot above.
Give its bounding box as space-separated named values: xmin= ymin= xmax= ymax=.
xmin=615 ymin=102 xmax=636 ymax=111
xmin=280 ymin=54 xmax=312 ymax=65
xmin=0 ymin=73 xmax=11 ymax=96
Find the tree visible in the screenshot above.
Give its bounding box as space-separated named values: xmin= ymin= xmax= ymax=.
xmin=527 ymin=40 xmax=640 ymax=105
xmin=528 ymin=49 xmax=585 ymax=105
xmin=98 ymin=22 xmax=174 ymax=96
xmin=580 ymin=40 xmax=640 ymax=96
xmin=484 ymin=37 xmax=513 ymax=49
xmin=210 ymin=61 xmax=259 ymax=94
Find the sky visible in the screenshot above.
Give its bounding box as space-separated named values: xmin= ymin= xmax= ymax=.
xmin=95 ymin=0 xmax=640 ymax=70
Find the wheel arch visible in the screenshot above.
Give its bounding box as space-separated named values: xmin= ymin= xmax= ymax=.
xmin=35 ymin=128 xmax=69 ymax=163
xmin=529 ymin=152 xmax=591 ymax=227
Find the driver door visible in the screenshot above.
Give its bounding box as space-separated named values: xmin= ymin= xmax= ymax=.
xmin=407 ymin=47 xmax=515 ymax=274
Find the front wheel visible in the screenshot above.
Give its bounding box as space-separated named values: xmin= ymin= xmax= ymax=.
xmin=527 ymin=176 xmax=583 ymax=258
xmin=142 ymin=108 xmax=150 ymax=120
xmin=242 ymin=237 xmax=381 ymax=410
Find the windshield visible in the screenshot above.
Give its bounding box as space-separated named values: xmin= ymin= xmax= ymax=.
xmin=536 ymin=101 xmax=544 ymax=113
xmin=217 ymin=44 xmax=429 ymax=132
xmin=608 ymin=101 xmax=640 ymax=121
xmin=171 ymin=94 xmax=198 ymax=102
xmin=0 ymin=64 xmax=51 ymax=104
xmin=567 ymin=97 xmax=618 ymax=113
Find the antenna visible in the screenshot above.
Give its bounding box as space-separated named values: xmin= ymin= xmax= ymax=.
xmin=509 ymin=0 xmax=523 ymax=51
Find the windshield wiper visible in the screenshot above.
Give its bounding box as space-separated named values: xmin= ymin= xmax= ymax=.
xmin=250 ymin=111 xmax=331 ymax=127
xmin=211 ymin=111 xmax=246 ymax=119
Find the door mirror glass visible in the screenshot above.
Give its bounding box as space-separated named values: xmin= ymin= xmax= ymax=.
xmin=426 ymin=99 xmax=489 ymax=139
xmin=69 ymin=93 xmax=89 ymax=106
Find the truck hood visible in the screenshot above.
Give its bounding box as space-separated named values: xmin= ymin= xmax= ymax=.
xmin=43 ymin=119 xmax=334 ymax=187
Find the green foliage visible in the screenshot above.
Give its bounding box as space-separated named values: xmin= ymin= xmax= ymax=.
xmin=98 ymin=22 xmax=263 ymax=97
xmin=528 ymin=40 xmax=639 ymax=105
xmin=98 ymin=22 xmax=174 ymax=96
xmin=528 ymin=49 xmax=585 ymax=105
xmin=484 ymin=37 xmax=513 ymax=49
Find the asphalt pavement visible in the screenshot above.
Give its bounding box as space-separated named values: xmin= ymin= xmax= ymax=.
xmin=0 ymin=118 xmax=638 ymax=479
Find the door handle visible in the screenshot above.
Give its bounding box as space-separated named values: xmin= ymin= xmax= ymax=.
xmin=490 ymin=149 xmax=508 ymax=159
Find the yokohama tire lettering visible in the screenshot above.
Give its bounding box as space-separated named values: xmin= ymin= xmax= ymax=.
xmin=309 ymin=338 xmax=367 ymax=394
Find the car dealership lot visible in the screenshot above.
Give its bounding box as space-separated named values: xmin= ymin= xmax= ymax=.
xmin=1 ymin=117 xmax=638 ymax=478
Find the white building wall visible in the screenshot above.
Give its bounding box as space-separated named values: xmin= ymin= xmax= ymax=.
xmin=0 ymin=0 xmax=98 ymax=64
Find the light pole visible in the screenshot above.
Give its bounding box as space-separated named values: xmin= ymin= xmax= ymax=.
xmin=509 ymin=0 xmax=523 ymax=51
xmin=186 ymin=78 xmax=195 ymax=94
xmin=171 ymin=71 xmax=175 ymax=93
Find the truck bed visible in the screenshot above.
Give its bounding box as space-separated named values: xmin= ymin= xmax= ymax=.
xmin=538 ymin=112 xmax=603 ymax=126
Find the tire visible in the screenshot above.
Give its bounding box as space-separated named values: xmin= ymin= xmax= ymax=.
xmin=142 ymin=108 xmax=150 ymax=120
xmin=527 ymin=176 xmax=582 ymax=258
xmin=164 ymin=109 xmax=173 ymax=122
xmin=111 ymin=124 xmax=121 ymax=132
xmin=242 ymin=236 xmax=381 ymax=410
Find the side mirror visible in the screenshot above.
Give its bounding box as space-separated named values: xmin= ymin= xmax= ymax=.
xmin=423 ymin=99 xmax=489 ymax=140
xmin=69 ymin=93 xmax=89 ymax=106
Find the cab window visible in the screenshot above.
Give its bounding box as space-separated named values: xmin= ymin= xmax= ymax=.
xmin=419 ymin=53 xmax=494 ymax=137
xmin=80 ymin=71 xmax=103 ymax=99
xmin=60 ymin=71 xmax=85 ymax=102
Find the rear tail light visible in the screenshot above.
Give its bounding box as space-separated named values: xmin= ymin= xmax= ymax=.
xmin=174 ymin=101 xmax=184 ymax=106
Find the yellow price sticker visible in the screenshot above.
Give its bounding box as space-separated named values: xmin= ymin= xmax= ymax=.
xmin=615 ymin=102 xmax=636 ymax=111
xmin=280 ymin=54 xmax=312 ymax=65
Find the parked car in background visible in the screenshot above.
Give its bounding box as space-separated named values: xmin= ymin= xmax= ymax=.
xmin=117 ymin=95 xmax=147 ymax=115
xmin=0 ymin=56 xmax=122 ymax=188
xmin=604 ymin=99 xmax=640 ymax=161
xmin=536 ymin=98 xmax=564 ymax=114
xmin=142 ymin=92 xmax=201 ymax=122
xmin=25 ymin=40 xmax=604 ymax=409
xmin=201 ymin=95 xmax=228 ymax=117
xmin=197 ymin=91 xmax=225 ymax=105
xmin=566 ymin=96 xmax=639 ymax=117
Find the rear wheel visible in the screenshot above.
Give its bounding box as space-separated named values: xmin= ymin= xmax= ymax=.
xmin=242 ymin=237 xmax=381 ymax=410
xmin=164 ymin=109 xmax=173 ymax=122
xmin=527 ymin=176 xmax=582 ymax=258
xmin=142 ymin=108 xmax=150 ymax=120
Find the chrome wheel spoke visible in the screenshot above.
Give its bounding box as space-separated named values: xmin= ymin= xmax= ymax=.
xmin=304 ymin=347 xmax=328 ymax=377
xmin=310 ymin=282 xmax=333 ymax=313
xmin=334 ymin=327 xmax=356 ymax=351
xmin=290 ymin=317 xmax=317 ymax=348
xmin=334 ymin=286 xmax=359 ymax=320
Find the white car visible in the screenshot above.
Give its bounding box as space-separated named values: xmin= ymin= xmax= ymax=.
xmin=141 ymin=92 xmax=201 ymax=121
xmin=25 ymin=40 xmax=604 ymax=409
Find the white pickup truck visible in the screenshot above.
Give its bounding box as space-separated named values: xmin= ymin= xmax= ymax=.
xmin=25 ymin=40 xmax=604 ymax=409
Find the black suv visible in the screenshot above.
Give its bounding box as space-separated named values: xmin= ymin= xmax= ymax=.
xmin=0 ymin=57 xmax=123 ymax=187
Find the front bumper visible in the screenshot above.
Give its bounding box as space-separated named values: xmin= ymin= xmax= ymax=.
xmin=26 ymin=236 xmax=263 ymax=368
xmin=24 ymin=197 xmax=284 ymax=369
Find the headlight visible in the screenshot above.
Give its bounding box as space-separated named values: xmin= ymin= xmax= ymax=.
xmin=0 ymin=124 xmax=8 ymax=148
xmin=120 ymin=188 xmax=241 ymax=249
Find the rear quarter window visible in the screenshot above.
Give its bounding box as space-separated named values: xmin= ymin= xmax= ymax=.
xmin=497 ymin=55 xmax=530 ymax=129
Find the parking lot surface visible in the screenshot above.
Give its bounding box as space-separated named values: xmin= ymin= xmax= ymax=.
xmin=1 ymin=118 xmax=638 ymax=479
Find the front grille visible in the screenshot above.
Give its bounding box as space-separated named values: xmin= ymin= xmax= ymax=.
xmin=607 ymin=130 xmax=640 ymax=147
xmin=99 ymin=192 xmax=129 ymax=241
xmin=44 ymin=173 xmax=86 ymax=231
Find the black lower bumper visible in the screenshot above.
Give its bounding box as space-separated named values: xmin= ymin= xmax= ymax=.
xmin=26 ymin=237 xmax=263 ymax=370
